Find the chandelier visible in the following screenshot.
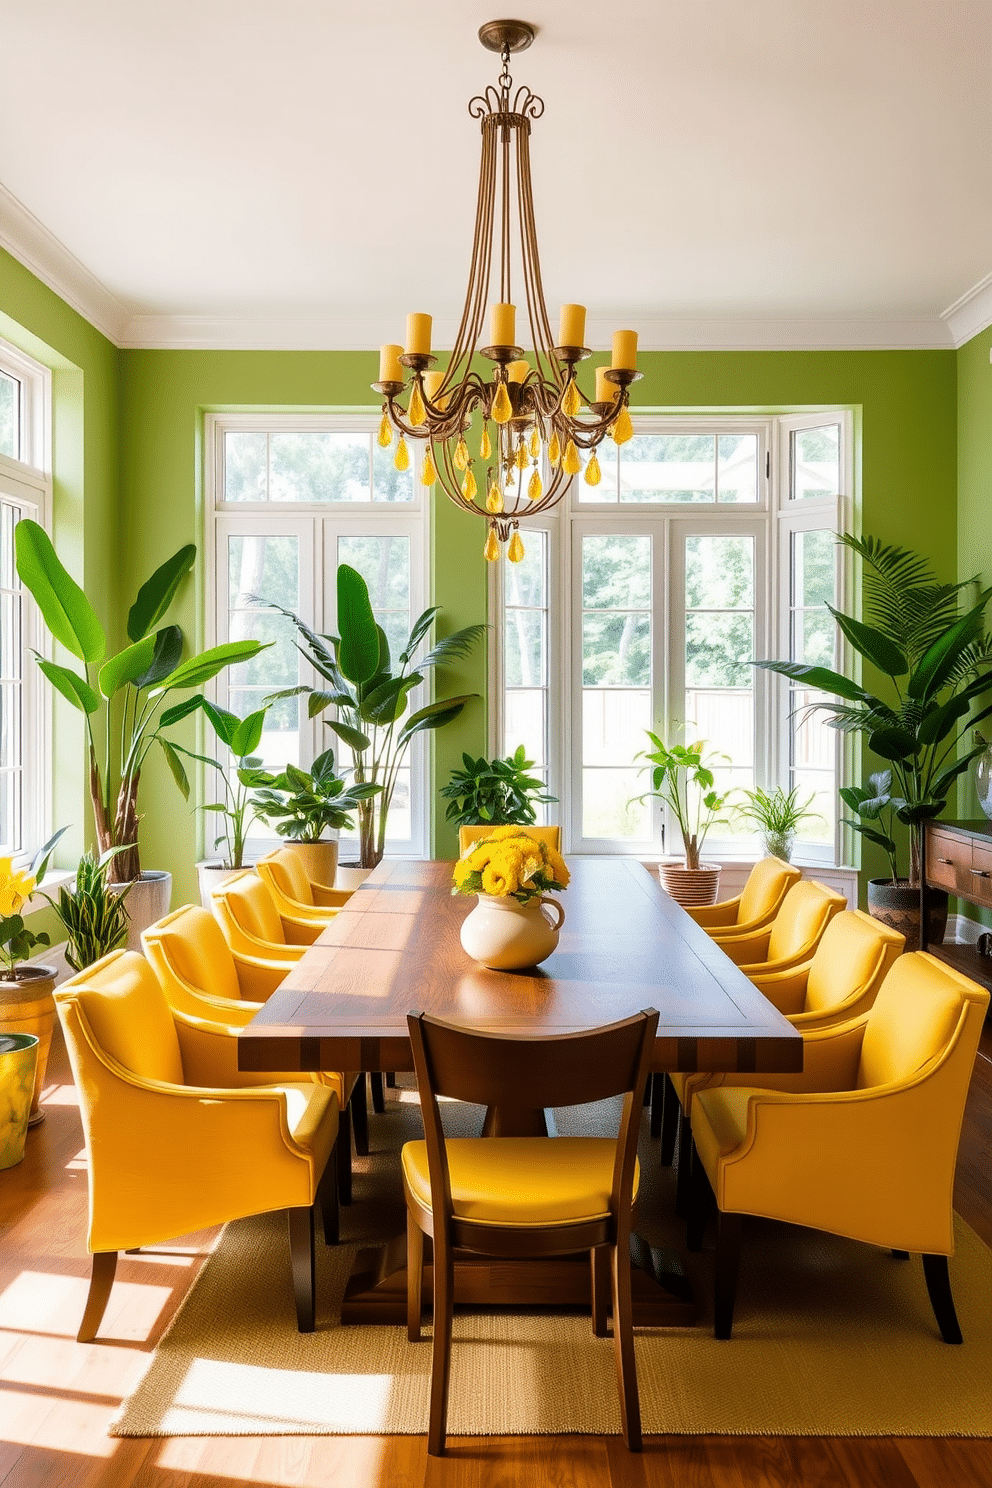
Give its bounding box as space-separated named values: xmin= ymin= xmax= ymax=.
xmin=372 ymin=19 xmax=640 ymax=563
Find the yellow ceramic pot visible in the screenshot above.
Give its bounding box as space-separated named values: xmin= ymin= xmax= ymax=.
xmin=0 ymin=1032 xmax=39 ymax=1169
xmin=0 ymin=965 xmax=57 ymax=1124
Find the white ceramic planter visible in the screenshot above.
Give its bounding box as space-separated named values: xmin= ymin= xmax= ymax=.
xmin=657 ymin=861 xmax=721 ymax=908
xmin=459 ymin=892 xmax=565 ymax=970
xmin=335 ymin=864 xmax=375 ymax=892
xmin=196 ymin=861 xmax=241 ymax=911
xmin=120 ymin=871 xmax=172 ymax=950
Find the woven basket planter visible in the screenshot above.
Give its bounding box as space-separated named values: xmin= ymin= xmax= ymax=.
xmin=657 ymin=861 xmax=722 ymax=908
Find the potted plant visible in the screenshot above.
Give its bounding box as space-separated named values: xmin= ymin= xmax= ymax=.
xmin=441 ymin=745 xmax=557 ymax=829
xmin=14 ymin=520 xmax=266 ymax=941
xmin=839 ymin=769 xmax=950 ymax=943
xmin=43 ymin=849 xmax=133 ymax=973
xmin=734 ymin=785 xmax=821 ymax=863
xmin=269 ymin=563 xmax=485 ymax=872
xmin=631 ymin=732 xmax=733 ymax=907
xmin=451 ymin=827 xmax=570 ymax=970
xmin=0 ymin=828 xmax=67 ymax=1126
xmin=246 ymin=747 xmax=381 ymax=888
xmin=756 ymin=534 xmax=992 ymax=943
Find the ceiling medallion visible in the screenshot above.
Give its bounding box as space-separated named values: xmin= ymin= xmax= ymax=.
xmin=372 ymin=19 xmax=641 ymax=563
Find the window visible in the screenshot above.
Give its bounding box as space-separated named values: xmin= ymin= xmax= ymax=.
xmin=207 ymin=415 xmax=427 ymax=859
xmin=498 ymin=412 xmax=851 ymax=865
xmin=0 ymin=341 xmax=51 ymax=860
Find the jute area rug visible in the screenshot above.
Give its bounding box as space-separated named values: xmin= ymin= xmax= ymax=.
xmin=112 ymin=1084 xmax=992 ymax=1438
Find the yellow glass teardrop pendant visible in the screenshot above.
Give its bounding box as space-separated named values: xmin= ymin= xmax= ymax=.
xmin=507 ymin=530 xmax=525 ymax=563
xmin=461 ymin=466 xmax=478 ymax=501
xmin=585 ymin=451 xmax=602 ymax=487
xmin=562 ymin=379 xmax=582 ymax=417
xmin=492 ymin=381 xmax=513 ymax=424
xmin=394 ymin=436 xmax=410 ymax=472
xmin=484 ymin=527 xmax=501 ymax=563
xmin=515 ymin=439 xmax=528 ymax=471
xmin=527 ymin=468 xmax=543 ymax=501
xmin=408 ymin=382 xmax=426 ymax=427
xmin=528 ymin=426 xmax=540 ymax=459
xmin=548 ymin=430 xmax=561 ymax=467
xmin=563 ymin=438 xmax=582 ymax=475
xmin=612 ymin=405 xmax=634 ymax=445
xmin=421 ymin=446 xmax=438 ymax=486
xmin=480 ymin=425 xmax=492 ymax=460
xmin=454 ymin=436 xmax=469 ymax=471
xmin=486 ymin=481 xmax=505 ymax=514
xmin=377 ymin=413 xmax=392 ymax=449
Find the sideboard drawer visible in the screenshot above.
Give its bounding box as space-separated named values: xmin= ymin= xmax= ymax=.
xmin=928 ymin=830 xmax=973 ymax=894
xmin=969 ymin=842 xmax=992 ymax=908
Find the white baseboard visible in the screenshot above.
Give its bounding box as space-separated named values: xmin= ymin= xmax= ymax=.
xmin=947 ymin=913 xmax=989 ymax=946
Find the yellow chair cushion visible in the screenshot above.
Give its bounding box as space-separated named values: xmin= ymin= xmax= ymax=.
xmin=766 ymin=880 xmax=840 ymax=963
xmin=738 ymin=857 xmax=797 ymax=927
xmin=270 ymin=850 xmax=316 ymax=907
xmin=74 ymin=956 xmax=184 ymax=1086
xmin=857 ymin=956 xmax=962 ymax=1089
xmin=402 ymin=1137 xmax=638 ymax=1227
xmin=805 ymin=910 xmax=900 ymax=1015
xmin=223 ymin=873 xmax=289 ymax=946
xmin=152 ymin=906 xmax=243 ymax=1003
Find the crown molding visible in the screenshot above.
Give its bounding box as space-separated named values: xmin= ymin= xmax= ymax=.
xmin=0 ymin=182 xmax=129 ymax=346
xmin=941 ymin=272 xmax=992 ymax=349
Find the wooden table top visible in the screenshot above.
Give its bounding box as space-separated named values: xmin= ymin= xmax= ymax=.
xmin=238 ymin=858 xmax=803 ymax=1078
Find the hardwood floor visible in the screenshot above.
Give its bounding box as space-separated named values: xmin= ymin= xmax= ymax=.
xmin=2 ymin=1022 xmax=992 ymax=1488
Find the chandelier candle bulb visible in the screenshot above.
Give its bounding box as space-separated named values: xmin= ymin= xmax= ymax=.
xmin=507 ymin=359 xmax=529 ymax=383
xmin=405 ymin=313 xmax=432 ymax=356
xmin=491 ymin=302 xmax=516 ymax=346
xmin=595 ymin=366 xmax=618 ymax=405
xmin=611 ymin=329 xmax=638 ymax=370
xmin=379 ymin=344 xmax=404 ymax=383
xmin=423 ymin=370 xmax=446 ymax=407
xmin=559 ymin=303 xmax=587 ymax=347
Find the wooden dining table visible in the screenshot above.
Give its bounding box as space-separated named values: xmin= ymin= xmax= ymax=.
xmin=238 ymin=856 xmax=803 ymax=1325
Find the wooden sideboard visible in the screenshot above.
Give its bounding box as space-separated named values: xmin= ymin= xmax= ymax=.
xmin=925 ymin=819 xmax=992 ymax=991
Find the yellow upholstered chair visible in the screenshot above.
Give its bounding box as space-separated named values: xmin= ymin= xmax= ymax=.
xmin=458 ymin=824 xmax=561 ymax=855
xmin=55 ymin=950 xmax=340 ymax=1341
xmin=210 ymin=871 xmax=310 ymax=959
xmin=686 ymin=952 xmax=989 ymax=1341
xmin=715 ymin=879 xmax=846 ymax=977
xmin=685 ymin=856 xmax=801 ymax=937
xmin=404 ymin=1008 xmax=657 ymax=1455
xmin=256 ymin=847 xmax=353 ymax=934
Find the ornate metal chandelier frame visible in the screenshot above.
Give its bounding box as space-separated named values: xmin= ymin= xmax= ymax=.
xmin=371 ymin=19 xmax=641 ymax=558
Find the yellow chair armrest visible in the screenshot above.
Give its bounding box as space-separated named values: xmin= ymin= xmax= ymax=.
xmin=282 ymin=914 xmax=325 ymax=946
xmin=708 ymin=908 xmax=779 ymax=942
xmin=748 ymin=962 xmax=813 ymax=1016
xmin=789 ymin=988 xmax=878 ymax=1031
xmin=232 ymin=952 xmax=293 ymax=1001
xmin=739 ymin=943 xmax=819 ymax=978
xmin=233 ymin=928 xmax=305 ymax=963
xmin=686 ymin=895 xmax=743 ymax=928
xmin=718 ymin=926 xmax=773 ymax=965
xmin=173 ymin=1007 xmax=305 ymax=1089
xmin=311 ymin=884 xmax=352 ymax=908
xmin=173 ymin=988 xmax=261 ymax=1025
xmin=692 ymin=1017 xmax=867 ymax=1100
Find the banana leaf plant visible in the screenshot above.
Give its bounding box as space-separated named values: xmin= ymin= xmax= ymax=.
xmin=755 ymin=534 xmax=992 ymax=886
xmin=269 ymin=564 xmax=485 ymax=868
xmin=14 ymin=520 xmax=268 ymax=883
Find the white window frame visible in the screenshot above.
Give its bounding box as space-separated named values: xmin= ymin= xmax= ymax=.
xmin=0 ymin=338 xmax=52 ymax=863
xmin=205 ymin=412 xmax=431 ymax=862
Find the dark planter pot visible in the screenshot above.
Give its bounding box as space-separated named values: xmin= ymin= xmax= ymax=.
xmin=867 ymin=878 xmax=948 ymax=949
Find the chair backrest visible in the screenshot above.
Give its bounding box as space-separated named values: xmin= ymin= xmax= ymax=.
xmin=857 ymin=952 xmax=988 ymax=1090
xmin=458 ymin=824 xmax=561 ymax=855
xmin=738 ymin=857 xmax=802 ymax=926
xmin=212 ymin=871 xmax=287 ymax=946
xmin=55 ymin=949 xmax=184 ymax=1085
xmin=257 ymin=848 xmax=315 ymax=907
xmin=766 ymin=880 xmax=845 ymax=963
xmin=805 ymin=909 xmax=905 ymax=1014
xmin=142 ymin=904 xmax=243 ymax=1005
xmin=408 ymin=1008 xmax=658 ymax=1232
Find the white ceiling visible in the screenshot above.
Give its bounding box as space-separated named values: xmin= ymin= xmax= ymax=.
xmin=1 ymin=0 xmax=990 ymax=349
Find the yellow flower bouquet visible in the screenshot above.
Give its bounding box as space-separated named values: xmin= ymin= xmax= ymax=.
xmin=452 ymin=827 xmax=570 ymax=904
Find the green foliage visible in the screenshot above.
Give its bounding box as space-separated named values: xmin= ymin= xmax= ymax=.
xmin=163 ymin=697 xmax=270 ymax=869
xmin=267 ymin=564 xmax=485 ymax=867
xmin=631 ymin=732 xmax=734 ymax=869
xmin=734 ymin=785 xmax=821 ymax=862
xmin=441 ymin=746 xmax=557 ymax=828
xmin=0 ymin=829 xmax=69 ymax=979
xmin=839 ymin=770 xmax=901 ymax=885
xmin=44 ymin=849 xmax=133 ymax=973
xmin=756 ymin=534 xmax=992 ymax=884
xmin=246 ymin=748 xmax=381 ymax=844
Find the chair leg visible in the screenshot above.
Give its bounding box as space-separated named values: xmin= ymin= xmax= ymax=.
xmin=922 ymin=1254 xmax=963 ymax=1344
xmin=427 ymin=1237 xmax=455 ymax=1457
xmin=674 ymin=1104 xmax=693 ymax=1217
xmin=287 ymin=1206 xmax=316 ymax=1333
xmin=610 ymin=1241 xmax=642 ymax=1452
xmin=351 ymin=1078 xmax=370 ymax=1158
xmin=714 ymin=1211 xmax=743 ymax=1340
xmin=686 ymin=1139 xmax=712 ymax=1254
xmin=660 ymin=1074 xmax=679 ymax=1165
xmin=649 ymin=1074 xmax=662 ymax=1138
xmin=407 ymin=1209 xmax=424 ymax=1342
xmin=77 ymin=1251 xmax=118 ymax=1342
xmin=336 ymin=1101 xmax=353 ymax=1206
xmin=370 ymin=1072 xmax=386 ymax=1114
xmin=590 ymin=1246 xmax=610 ymax=1337
xmin=386 ymin=1071 xmax=396 ymax=1087
xmin=318 ymin=1157 xmax=339 ymax=1246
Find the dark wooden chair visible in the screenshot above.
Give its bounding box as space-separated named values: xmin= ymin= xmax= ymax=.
xmin=403 ymin=1007 xmax=659 ymax=1455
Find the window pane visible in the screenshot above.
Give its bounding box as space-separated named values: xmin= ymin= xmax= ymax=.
xmin=686 ymin=534 xmax=754 ymax=609
xmin=582 ymin=768 xmax=649 ymax=838
xmin=0 ymin=373 xmax=19 ymax=461
xmin=717 ymin=434 xmax=758 ymax=503
xmin=620 ymin=434 xmax=715 ymax=503
xmin=504 ymin=609 xmax=545 ymax=687
xmin=576 ymin=436 xmax=619 ymax=502
xmin=337 ymin=533 xmax=411 ymax=663
xmin=582 ymin=534 xmax=651 ymax=609
xmin=1 ymin=593 xmax=20 ymax=681
xmin=686 ymin=613 xmax=753 ymax=687
xmin=224 ymin=431 xmax=267 ymax=502
xmin=790 ymin=689 xmax=836 ymax=846
xmin=685 ymin=533 xmax=755 ymax=810
xmin=271 ymin=431 xmax=370 ymax=503
xmin=582 ymin=690 xmax=651 ymax=766
xmin=226 ymin=535 xmax=300 ymax=754
xmin=793 ymin=528 xmax=835 ymax=607
xmin=227 ymin=533 xmax=299 ymax=612
xmin=371 ymin=438 xmax=414 ymax=502
xmin=504 ymin=689 xmax=546 ymax=767
xmin=582 ymin=614 xmax=651 ymax=686
xmin=504 ymin=539 xmax=546 ymax=608
xmin=791 ymin=425 xmax=840 ymax=501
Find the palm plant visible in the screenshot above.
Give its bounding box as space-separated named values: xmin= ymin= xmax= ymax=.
xmin=756 ymin=535 xmax=992 ymax=885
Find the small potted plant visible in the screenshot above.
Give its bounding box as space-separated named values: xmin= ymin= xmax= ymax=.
xmin=840 ymin=769 xmax=949 ymax=943
xmin=246 ymin=747 xmax=381 ymax=888
xmin=734 ymin=784 xmax=821 ymax=863
xmin=441 ymin=745 xmax=557 ymax=829
xmin=0 ymin=828 xmax=67 ymax=1127
xmin=631 ymin=731 xmax=733 ymax=907
xmin=452 ymin=827 xmax=570 ymax=970
xmin=44 ymin=849 xmax=134 ymax=973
